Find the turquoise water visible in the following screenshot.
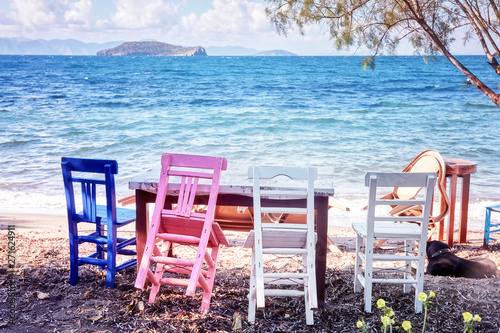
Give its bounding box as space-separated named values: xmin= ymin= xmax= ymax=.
xmin=1 ymin=55 xmax=499 ymax=228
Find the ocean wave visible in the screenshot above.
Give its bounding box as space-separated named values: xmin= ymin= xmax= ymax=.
xmin=95 ymin=101 xmax=132 ymax=108
xmin=1 ymin=55 xmax=500 ymax=216
xmin=49 ymin=94 xmax=67 ymax=99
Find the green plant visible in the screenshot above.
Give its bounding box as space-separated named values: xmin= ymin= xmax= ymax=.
xmin=418 ymin=291 xmax=435 ymax=332
xmin=463 ymin=312 xmax=481 ymax=333
xmin=402 ymin=320 xmax=412 ymax=333
xmin=356 ymin=292 xmax=482 ymax=333
xmin=356 ymin=318 xmax=368 ymax=333
xmin=377 ymin=298 xmax=395 ymax=333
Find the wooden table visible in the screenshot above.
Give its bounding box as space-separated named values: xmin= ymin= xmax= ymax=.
xmin=439 ymin=158 xmax=477 ymax=246
xmin=129 ymin=169 xmax=334 ymax=308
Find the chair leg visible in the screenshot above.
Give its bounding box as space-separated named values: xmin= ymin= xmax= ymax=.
xmin=414 ymin=244 xmax=426 ymax=314
xmin=484 ymin=207 xmax=492 ymax=246
xmin=200 ymin=245 xmax=220 ymax=313
xmin=69 ymin=236 xmax=79 ymax=286
xmin=247 ymin=249 xmax=257 ymax=324
xmin=364 ymin=239 xmax=374 ymax=313
xmin=413 ymin=281 xmax=423 ymax=313
xmin=148 ymin=262 xmax=164 ymax=303
xmin=135 ymin=214 xmax=163 ymax=290
xmin=106 ymin=226 xmax=118 ymax=289
xmin=353 ymin=233 xmax=362 ymax=293
xmin=97 ymin=223 xmax=105 ymax=269
xmin=148 ymin=241 xmax=171 ymax=303
xmin=403 ymin=240 xmax=412 ymax=294
xmin=302 ymin=252 xmax=315 ymax=325
xmin=304 ymin=282 xmax=314 ymax=325
xmin=255 ymin=248 xmax=265 ymax=310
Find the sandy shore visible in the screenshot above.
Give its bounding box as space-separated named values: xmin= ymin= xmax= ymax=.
xmin=1 ymin=212 xmax=498 ymax=332
xmin=0 ymin=213 xmax=68 ymax=238
xmin=0 ymin=212 xmax=487 ymax=249
xmin=0 ymin=211 xmax=355 ymax=240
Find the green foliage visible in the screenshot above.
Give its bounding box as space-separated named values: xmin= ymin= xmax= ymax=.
xmin=265 ymin=0 xmax=463 ymax=55
xmin=463 ymin=312 xmax=482 ymax=333
xmin=356 ymin=292 xmax=483 ymax=333
xmin=362 ymin=56 xmax=375 ymax=70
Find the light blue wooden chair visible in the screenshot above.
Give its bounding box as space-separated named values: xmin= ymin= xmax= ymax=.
xmin=484 ymin=204 xmax=500 ymax=245
xmin=61 ymin=157 xmax=137 ymax=288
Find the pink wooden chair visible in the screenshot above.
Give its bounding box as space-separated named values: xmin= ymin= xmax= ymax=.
xmin=134 ymin=153 xmax=228 ymax=312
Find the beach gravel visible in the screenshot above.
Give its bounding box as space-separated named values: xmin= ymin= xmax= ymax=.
xmin=1 ymin=216 xmax=500 ymax=332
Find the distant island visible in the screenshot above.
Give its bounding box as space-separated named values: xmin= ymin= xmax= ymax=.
xmin=253 ymin=50 xmax=297 ymax=56
xmin=0 ymin=38 xmax=299 ymax=56
xmin=205 ymin=46 xmax=297 ymax=56
xmin=96 ymin=41 xmax=207 ymax=56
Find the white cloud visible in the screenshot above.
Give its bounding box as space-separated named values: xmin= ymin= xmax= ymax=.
xmin=3 ymin=0 xmax=99 ymax=38
xmin=110 ymin=0 xmax=179 ymax=29
xmin=65 ymin=0 xmax=96 ymax=28
xmin=0 ymin=0 xmax=336 ymax=54
xmin=181 ymin=0 xmax=271 ymax=37
xmin=9 ymin=0 xmax=59 ymax=27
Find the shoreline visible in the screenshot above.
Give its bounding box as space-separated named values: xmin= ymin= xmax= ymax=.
xmin=0 ymin=212 xmax=488 ymax=246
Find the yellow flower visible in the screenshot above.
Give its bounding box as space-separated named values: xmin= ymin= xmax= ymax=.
xmin=473 ymin=315 xmax=481 ymax=322
xmin=377 ymin=299 xmax=386 ymax=309
xmin=463 ymin=312 xmax=473 ymax=322
xmin=429 ymin=291 xmax=436 ymax=298
xmin=418 ymin=292 xmax=428 ymax=302
xmin=356 ymin=320 xmax=364 ymax=328
xmin=381 ymin=315 xmax=391 ymax=326
xmin=402 ymin=321 xmax=412 ymax=331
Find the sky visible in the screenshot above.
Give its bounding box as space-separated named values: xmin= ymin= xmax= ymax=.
xmin=0 ymin=0 xmax=484 ymax=56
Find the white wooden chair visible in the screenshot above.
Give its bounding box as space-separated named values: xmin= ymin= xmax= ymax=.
xmin=352 ymin=172 xmax=437 ymax=313
xmin=244 ymin=166 xmax=318 ymax=325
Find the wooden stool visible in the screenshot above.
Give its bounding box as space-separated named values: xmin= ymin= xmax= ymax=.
xmin=438 ymin=158 xmax=477 ymax=246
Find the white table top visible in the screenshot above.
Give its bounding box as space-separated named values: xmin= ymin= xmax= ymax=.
xmin=129 ymin=168 xmax=334 ymax=198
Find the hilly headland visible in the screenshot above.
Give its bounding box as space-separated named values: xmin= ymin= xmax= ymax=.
xmin=96 ymin=41 xmax=207 ymax=56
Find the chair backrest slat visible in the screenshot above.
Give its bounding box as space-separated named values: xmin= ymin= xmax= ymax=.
xmin=157 ymin=154 xmax=227 ymax=220
xmin=176 ymin=176 xmax=200 ymax=217
xmin=249 ymin=166 xmax=317 ymax=234
xmin=366 ymin=172 xmax=437 ymax=239
xmin=169 ymin=170 xmax=214 ymax=179
xmin=61 ymin=157 xmax=118 ymax=224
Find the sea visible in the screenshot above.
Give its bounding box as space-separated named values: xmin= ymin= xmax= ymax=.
xmin=1 ymin=54 xmax=499 ymax=230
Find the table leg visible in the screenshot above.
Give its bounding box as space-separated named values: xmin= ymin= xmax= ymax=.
xmin=315 ymin=196 xmax=328 ymax=308
xmin=135 ymin=189 xmax=149 ymax=269
xmin=459 ymin=174 xmax=471 ymax=243
xmin=446 ymin=175 xmax=458 ymax=247
xmin=438 ymin=181 xmax=447 ymax=242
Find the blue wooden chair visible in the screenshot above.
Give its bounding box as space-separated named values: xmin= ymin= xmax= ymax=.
xmin=484 ymin=204 xmax=500 ymax=245
xmin=61 ymin=157 xmax=137 ymax=288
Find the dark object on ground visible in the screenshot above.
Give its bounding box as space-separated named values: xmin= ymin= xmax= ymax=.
xmin=426 ymin=240 xmax=498 ymax=278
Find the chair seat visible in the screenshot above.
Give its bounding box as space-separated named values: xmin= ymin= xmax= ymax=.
xmin=352 ymin=222 xmax=423 ymax=240
xmin=487 ymin=204 xmax=500 ymax=212
xmin=74 ymin=206 xmax=136 ymax=225
xmin=160 ymin=216 xmax=228 ymax=246
xmin=243 ymin=228 xmax=308 ymax=249
xmin=93 ymin=205 xmax=136 ymax=224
